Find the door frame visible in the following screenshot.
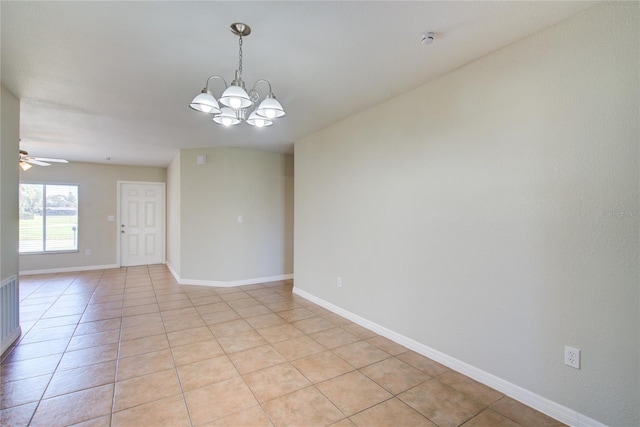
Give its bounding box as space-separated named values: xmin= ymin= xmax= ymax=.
xmin=116 ymin=180 xmax=166 ymax=267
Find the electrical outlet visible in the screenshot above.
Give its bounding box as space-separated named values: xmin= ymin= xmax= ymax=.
xmin=564 ymin=346 xmax=580 ymax=369
xmin=85 ymin=249 xmax=91 ymax=256
xmin=336 ymin=277 xmax=342 ymax=288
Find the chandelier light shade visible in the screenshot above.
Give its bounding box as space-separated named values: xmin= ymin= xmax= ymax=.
xmin=220 ymin=82 xmax=252 ymax=110
xmin=213 ymin=107 xmax=242 ymax=126
xmin=256 ymin=96 xmax=285 ymax=119
xmin=246 ymin=111 xmax=273 ymax=127
xmin=189 ymin=23 xmax=286 ymax=127
xmin=189 ymin=89 xmax=221 ymax=114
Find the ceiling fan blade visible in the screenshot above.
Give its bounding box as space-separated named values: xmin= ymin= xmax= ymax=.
xmin=32 ymin=157 xmax=68 ymax=163
xmin=26 ymin=159 xmax=51 ymax=166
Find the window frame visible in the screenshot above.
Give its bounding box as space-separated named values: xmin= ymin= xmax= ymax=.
xmin=19 ymin=182 xmax=80 ymax=255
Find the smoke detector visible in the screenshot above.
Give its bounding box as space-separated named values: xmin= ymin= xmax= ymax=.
xmin=421 ymin=32 xmax=435 ymax=45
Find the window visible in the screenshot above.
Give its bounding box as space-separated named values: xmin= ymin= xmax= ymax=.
xmin=19 ymin=183 xmax=79 ymax=253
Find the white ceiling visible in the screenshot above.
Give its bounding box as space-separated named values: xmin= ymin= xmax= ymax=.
xmin=2 ymin=1 xmax=598 ymax=167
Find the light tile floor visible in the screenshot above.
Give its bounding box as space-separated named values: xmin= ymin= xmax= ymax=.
xmin=1 ymin=265 xmax=565 ymax=427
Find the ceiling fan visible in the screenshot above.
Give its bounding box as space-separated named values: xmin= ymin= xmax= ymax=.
xmin=19 ymin=149 xmax=69 ymax=171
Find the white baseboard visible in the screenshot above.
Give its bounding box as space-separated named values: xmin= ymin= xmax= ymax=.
xmin=1 ymin=326 xmax=22 ymax=355
xmin=166 ymin=261 xmax=180 ymax=283
xmin=166 ymin=263 xmax=293 ymax=288
xmin=19 ymin=264 xmax=120 ymax=276
xmin=292 ymin=287 xmax=607 ymax=427
xmin=179 ymin=274 xmax=293 ymax=287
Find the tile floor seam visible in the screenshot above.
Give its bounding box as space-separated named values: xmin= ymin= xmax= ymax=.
xmin=153 ymin=266 xmax=199 ymax=427
xmin=310 ymin=383 xmax=349 ymax=421
xmin=236 ymin=363 xmax=277 ymax=427
xmin=355 ymin=362 xmax=428 ymax=396
xmin=343 ymin=394 xmax=400 ymax=423
xmin=166 ymin=322 xmax=196 ymax=427
xmin=109 ymin=266 xmax=143 ymax=424
xmin=488 ymin=396 xmax=527 ymax=427
xmin=110 ymin=300 xmax=124 ymax=425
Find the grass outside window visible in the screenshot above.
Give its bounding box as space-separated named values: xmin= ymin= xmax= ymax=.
xmin=19 ymin=183 xmax=79 ymax=253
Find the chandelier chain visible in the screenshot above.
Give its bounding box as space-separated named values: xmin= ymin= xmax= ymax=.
xmin=238 ymin=35 xmax=243 ymax=77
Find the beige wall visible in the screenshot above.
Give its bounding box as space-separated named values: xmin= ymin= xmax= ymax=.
xmin=19 ymin=162 xmax=166 ymax=272
xmin=175 ymin=147 xmax=293 ymax=283
xmin=1 ymin=85 xmax=20 ymax=281
xmin=294 ymin=3 xmax=638 ymax=426
xmin=19 ymin=146 xmax=294 ymax=283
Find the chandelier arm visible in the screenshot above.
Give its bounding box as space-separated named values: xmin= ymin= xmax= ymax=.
xmin=251 ymin=79 xmax=274 ymax=97
xmin=205 ymin=75 xmax=228 ymax=92
xmin=247 ymin=88 xmax=260 ymax=104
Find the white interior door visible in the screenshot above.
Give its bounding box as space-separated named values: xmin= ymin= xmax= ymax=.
xmin=119 ymin=182 xmax=165 ymax=267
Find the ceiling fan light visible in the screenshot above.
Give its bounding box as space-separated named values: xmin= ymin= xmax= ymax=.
xmin=19 ymin=161 xmax=32 ymax=171
xmin=213 ymin=107 xmax=241 ymax=126
xmin=190 ymin=90 xmax=221 ymax=114
xmin=247 ymin=111 xmax=273 ymax=127
xmin=219 ymin=85 xmax=252 ymax=109
xmin=256 ymin=96 xmax=285 ymax=119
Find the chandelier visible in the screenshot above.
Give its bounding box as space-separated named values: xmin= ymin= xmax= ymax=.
xmin=189 ymin=23 xmax=285 ymax=127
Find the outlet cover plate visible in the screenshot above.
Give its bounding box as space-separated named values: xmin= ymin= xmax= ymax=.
xmin=564 ymin=346 xmax=580 ymax=369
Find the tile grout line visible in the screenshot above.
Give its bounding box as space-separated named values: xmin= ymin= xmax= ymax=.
xmin=154 ymin=265 xmax=197 ymax=427
xmin=109 ymin=265 xmax=133 ymax=427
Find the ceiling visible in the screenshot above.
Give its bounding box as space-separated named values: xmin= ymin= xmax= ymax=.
xmin=2 ymin=1 xmax=598 ymax=167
